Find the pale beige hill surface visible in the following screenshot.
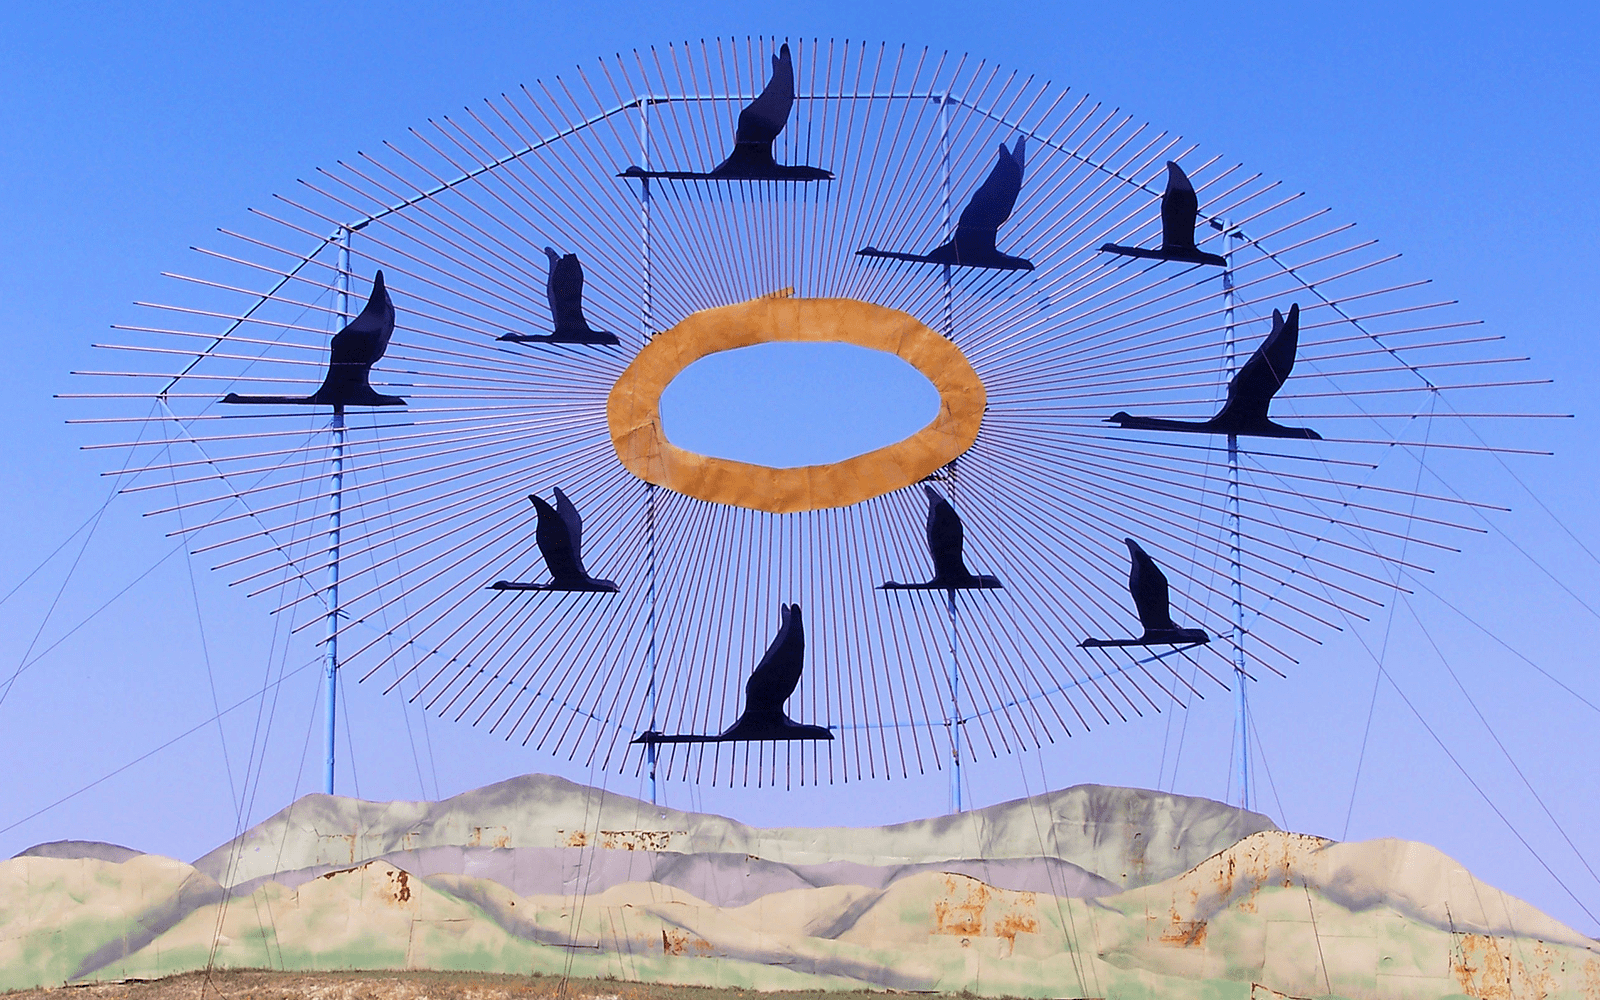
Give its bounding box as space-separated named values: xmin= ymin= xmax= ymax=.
xmin=4 ymin=775 xmax=1596 ymax=1000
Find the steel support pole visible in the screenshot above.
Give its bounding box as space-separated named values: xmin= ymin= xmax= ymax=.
xmin=324 ymin=228 xmax=350 ymax=797
xmin=1222 ymin=223 xmax=1250 ymax=812
xmin=638 ymin=98 xmax=660 ymax=806
xmin=936 ymin=94 xmax=964 ymax=814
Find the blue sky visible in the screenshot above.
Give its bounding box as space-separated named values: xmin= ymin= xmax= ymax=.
xmin=2 ymin=1 xmax=1599 ymax=936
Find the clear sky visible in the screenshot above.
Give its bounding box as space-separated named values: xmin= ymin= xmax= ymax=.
xmin=2 ymin=1 xmax=1598 ymax=937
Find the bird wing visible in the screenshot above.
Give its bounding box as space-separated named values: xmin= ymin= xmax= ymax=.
xmin=744 ymin=604 xmax=805 ymax=715
xmin=955 ymin=136 xmax=1026 ymax=235
xmin=532 ymin=493 xmax=584 ymax=582
xmin=1159 ymin=161 xmax=1200 ymax=253
xmin=545 ymin=249 xmax=587 ymax=330
xmin=1125 ymin=538 xmax=1177 ymax=632
xmin=1218 ymin=303 xmax=1301 ymax=426
xmin=327 ymin=270 xmax=396 ymax=367
xmin=543 ymin=248 xmax=561 ymax=324
xmin=552 ymin=486 xmax=587 ymax=574
xmin=734 ymin=43 xmax=795 ymax=147
xmin=923 ymin=484 xmax=968 ymax=581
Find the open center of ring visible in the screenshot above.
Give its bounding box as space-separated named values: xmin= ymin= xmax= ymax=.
xmin=607 ymin=292 xmax=986 ymax=514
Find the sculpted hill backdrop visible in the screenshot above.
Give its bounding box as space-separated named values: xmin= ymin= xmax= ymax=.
xmin=4 ymin=775 xmax=1595 ymax=999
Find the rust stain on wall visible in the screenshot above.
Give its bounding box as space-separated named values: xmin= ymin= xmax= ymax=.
xmin=1159 ymin=918 xmax=1208 ymax=948
xmin=992 ymin=909 xmax=1039 ymax=945
xmin=1453 ymin=932 xmax=1566 ymax=1000
xmin=659 ymin=927 xmax=712 ymax=956
xmin=383 ymin=869 xmax=412 ymax=906
xmin=932 ymin=874 xmax=1039 ymax=950
xmin=468 ymin=825 xmax=510 ymax=848
xmin=559 ymin=830 xmax=683 ymax=851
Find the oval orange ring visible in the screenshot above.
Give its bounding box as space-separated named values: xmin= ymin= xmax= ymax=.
xmin=607 ymin=292 xmax=986 ymax=514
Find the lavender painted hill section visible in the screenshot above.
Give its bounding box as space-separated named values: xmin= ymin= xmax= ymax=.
xmin=192 ymin=774 xmax=1277 ymax=892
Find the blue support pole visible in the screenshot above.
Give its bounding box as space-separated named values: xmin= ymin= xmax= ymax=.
xmin=1222 ymin=224 xmax=1250 ymax=812
xmin=637 ymin=97 xmax=660 ymax=807
xmin=324 ymin=228 xmax=350 ymax=797
xmin=937 ymin=93 xmax=963 ymax=815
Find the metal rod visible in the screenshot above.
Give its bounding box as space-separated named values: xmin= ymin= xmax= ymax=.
xmin=948 ymin=587 xmax=962 ymax=813
xmin=639 ymin=96 xmax=661 ymax=805
xmin=1222 ymin=222 xmax=1250 ymax=811
xmin=937 ymin=91 xmax=963 ymax=813
xmin=324 ymin=227 xmax=350 ymax=797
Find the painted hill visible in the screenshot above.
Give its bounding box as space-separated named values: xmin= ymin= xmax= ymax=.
xmin=2 ymin=775 xmax=1594 ymax=999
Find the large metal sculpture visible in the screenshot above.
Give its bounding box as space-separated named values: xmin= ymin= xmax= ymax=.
xmin=79 ymin=38 xmax=1542 ymax=797
xmin=621 ymin=43 xmax=831 ymax=181
xmin=858 ymin=136 xmax=1033 ymax=270
xmin=1099 ymin=161 xmax=1227 ymax=266
xmin=221 ymin=271 xmax=403 ymax=408
xmin=1107 ymin=304 xmax=1319 ymax=440
xmin=489 ymin=488 xmax=619 ymax=593
xmin=499 ymin=250 xmax=619 ymax=346
xmin=1081 ymin=539 xmax=1210 ymax=648
xmin=633 ymin=604 xmax=832 ymax=744
xmin=880 ymin=486 xmax=1003 ymax=591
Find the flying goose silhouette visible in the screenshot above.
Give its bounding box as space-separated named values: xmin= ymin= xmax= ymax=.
xmin=1106 ymin=303 xmax=1321 ymax=440
xmin=489 ymin=487 xmax=618 ymax=593
xmin=633 ymin=604 xmax=833 ymax=744
xmin=619 ymin=44 xmax=832 ymax=182
xmin=1081 ymin=538 xmax=1210 ymax=648
xmin=1099 ymin=161 xmax=1227 ymax=266
xmin=880 ymin=485 xmax=1003 ymax=592
xmin=499 ymin=249 xmax=619 ymax=346
xmin=858 ymin=135 xmax=1033 ymax=271
xmin=222 ymin=271 xmax=404 ymax=408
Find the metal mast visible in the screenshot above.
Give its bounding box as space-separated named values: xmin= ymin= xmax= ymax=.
xmin=937 ymin=92 xmax=964 ymax=814
xmin=323 ymin=227 xmax=350 ymax=797
xmin=1221 ymin=223 xmax=1250 ymax=812
xmin=638 ymin=97 xmax=661 ymax=807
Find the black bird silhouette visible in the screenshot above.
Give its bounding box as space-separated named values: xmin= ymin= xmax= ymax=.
xmin=633 ymin=604 xmax=833 ymax=744
xmin=222 ymin=271 xmax=404 ymax=408
xmin=1106 ymin=303 xmax=1321 ymax=440
xmin=499 ymin=249 xmax=619 ymax=346
xmin=1099 ymin=161 xmax=1227 ymax=267
xmin=1081 ymin=538 xmax=1210 ymax=648
xmin=879 ymin=485 xmax=1003 ymax=591
xmin=857 ymin=136 xmax=1033 ymax=271
xmin=489 ymin=487 xmax=618 ymax=593
xmin=619 ymin=44 xmax=832 ymax=182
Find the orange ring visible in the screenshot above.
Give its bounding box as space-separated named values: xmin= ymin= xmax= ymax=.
xmin=607 ymin=292 xmax=986 ymax=514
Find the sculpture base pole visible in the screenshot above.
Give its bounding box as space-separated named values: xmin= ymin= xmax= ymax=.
xmin=323 ymin=406 xmax=344 ymax=797
xmin=323 ymin=229 xmax=351 ymax=798
xmin=1222 ymin=224 xmax=1250 ymax=812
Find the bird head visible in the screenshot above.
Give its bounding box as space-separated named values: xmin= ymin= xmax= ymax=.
xmin=1164 ymin=161 xmax=1195 ymax=195
xmin=1004 ymin=134 xmax=1026 ymax=173
xmin=543 ymin=247 xmax=562 ymax=268
xmin=348 ymin=269 xmax=394 ymax=334
xmin=527 ymin=492 xmax=556 ymax=518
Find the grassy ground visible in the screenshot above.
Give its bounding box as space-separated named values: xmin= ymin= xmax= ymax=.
xmin=3 ymin=970 xmax=953 ymax=1000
